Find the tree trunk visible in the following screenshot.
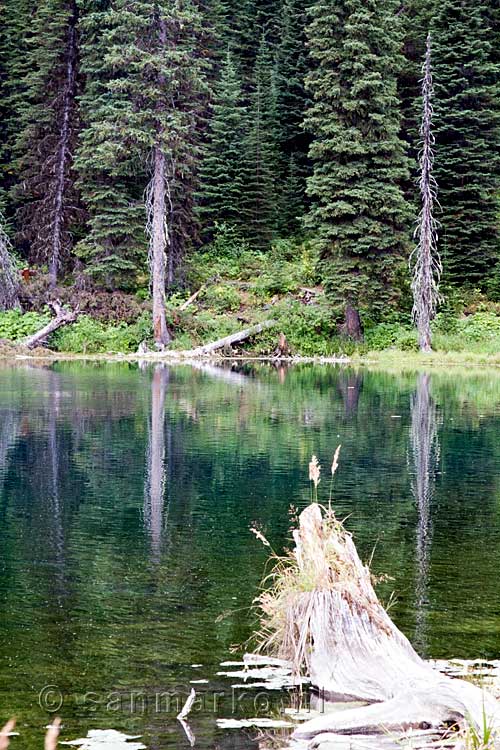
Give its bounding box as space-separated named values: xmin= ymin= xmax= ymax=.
xmin=150 ymin=145 xmax=171 ymax=348
xmin=49 ymin=6 xmax=78 ymax=288
xmin=411 ymin=34 xmax=441 ymax=353
xmin=282 ymin=505 xmax=499 ymax=742
xmin=0 ymin=222 xmax=20 ymax=311
xmin=148 ymin=10 xmax=171 ymax=348
xmin=339 ymin=304 xmax=363 ymax=341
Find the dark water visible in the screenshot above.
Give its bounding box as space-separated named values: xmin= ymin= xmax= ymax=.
xmin=0 ymin=361 xmax=499 ymax=748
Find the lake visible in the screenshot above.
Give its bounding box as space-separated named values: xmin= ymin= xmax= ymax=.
xmin=0 ymin=361 xmax=499 ymax=749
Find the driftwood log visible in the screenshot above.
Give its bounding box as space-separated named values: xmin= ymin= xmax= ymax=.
xmin=23 ymin=300 xmax=79 ymax=349
xmin=259 ymin=504 xmax=498 ymax=743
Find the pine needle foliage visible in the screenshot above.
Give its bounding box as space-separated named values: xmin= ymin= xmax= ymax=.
xmin=304 ymin=0 xmax=411 ymax=319
xmin=431 ymin=0 xmax=500 ymax=289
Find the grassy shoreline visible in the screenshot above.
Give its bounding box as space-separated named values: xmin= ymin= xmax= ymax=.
xmin=1 ymin=345 xmax=500 ymax=369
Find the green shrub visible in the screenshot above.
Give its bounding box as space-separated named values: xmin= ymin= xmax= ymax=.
xmin=202 ymin=283 xmax=241 ymax=313
xmin=262 ymin=299 xmax=339 ymax=356
xmin=0 ymin=309 xmax=50 ymax=340
xmin=52 ymin=312 xmax=152 ymax=353
xmin=455 ymin=311 xmax=500 ymax=342
xmin=364 ymin=322 xmax=418 ymax=351
xmin=170 ymin=331 xmax=195 ymax=350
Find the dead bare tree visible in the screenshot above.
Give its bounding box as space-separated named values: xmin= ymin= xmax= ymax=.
xmin=49 ymin=17 xmax=78 ymax=287
xmin=0 ymin=217 xmax=20 ymax=310
xmin=146 ymin=142 xmax=171 ymax=348
xmin=410 ymin=33 xmax=442 ymax=353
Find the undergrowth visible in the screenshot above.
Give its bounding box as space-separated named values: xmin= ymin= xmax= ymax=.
xmin=1 ymin=240 xmax=500 ymax=357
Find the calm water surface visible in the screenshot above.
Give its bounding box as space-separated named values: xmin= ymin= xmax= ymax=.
xmin=0 ymin=361 xmax=499 ymax=749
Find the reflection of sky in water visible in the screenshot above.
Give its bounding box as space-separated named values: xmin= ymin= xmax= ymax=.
xmin=0 ymin=362 xmax=499 ymax=749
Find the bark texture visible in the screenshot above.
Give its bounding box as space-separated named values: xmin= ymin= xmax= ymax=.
xmin=339 ymin=305 xmax=363 ymax=341
xmin=0 ymin=220 xmax=20 ymax=310
xmin=148 ymin=145 xmax=171 ymax=348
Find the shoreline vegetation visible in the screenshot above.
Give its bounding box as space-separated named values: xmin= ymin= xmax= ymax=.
xmin=1 ymin=256 xmax=500 ymax=367
xmin=1 ymin=345 xmax=500 ymax=368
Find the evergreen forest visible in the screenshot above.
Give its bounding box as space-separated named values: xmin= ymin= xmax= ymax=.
xmin=0 ymin=0 xmax=499 ymax=356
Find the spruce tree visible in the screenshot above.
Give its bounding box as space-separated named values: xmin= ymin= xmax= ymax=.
xmin=431 ymin=0 xmax=500 ymax=288
xmin=304 ymin=0 xmax=410 ymax=320
xmin=75 ymin=0 xmax=147 ymax=288
xmin=13 ymin=0 xmax=82 ymax=285
xmin=240 ymin=34 xmax=281 ymax=250
xmin=76 ymin=0 xmax=206 ymax=341
xmin=0 ymin=0 xmax=32 ymax=212
xmin=280 ymin=154 xmax=306 ymax=236
xmin=276 ymin=0 xmax=310 ymax=233
xmin=197 ymin=51 xmax=247 ymax=237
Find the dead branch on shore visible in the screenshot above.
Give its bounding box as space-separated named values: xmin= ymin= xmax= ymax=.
xmin=23 ymin=300 xmax=79 ymax=349
xmin=183 ymin=319 xmax=277 ymax=356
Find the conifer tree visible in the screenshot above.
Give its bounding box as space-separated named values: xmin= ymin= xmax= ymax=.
xmin=241 ymin=34 xmax=281 ymax=250
xmin=280 ymin=154 xmax=306 ymax=236
xmin=276 ymin=0 xmax=310 ymax=232
xmin=304 ymin=0 xmax=410 ymax=320
xmin=13 ymin=0 xmax=82 ymax=285
xmin=431 ymin=0 xmax=500 ymax=288
xmin=0 ymin=0 xmax=33 ymax=211
xmin=77 ymin=0 xmax=206 ymax=343
xmin=75 ymin=1 xmax=147 ymax=288
xmin=197 ymin=52 xmax=247 ymax=237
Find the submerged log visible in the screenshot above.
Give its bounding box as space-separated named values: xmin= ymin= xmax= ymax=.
xmin=23 ymin=300 xmax=78 ymax=349
xmin=254 ymin=502 xmax=499 ymax=742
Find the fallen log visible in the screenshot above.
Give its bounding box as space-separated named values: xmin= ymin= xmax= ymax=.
xmin=252 ymin=463 xmax=499 ymax=744
xmin=23 ymin=300 xmax=79 ymax=349
xmin=184 ymin=319 xmax=277 ymax=356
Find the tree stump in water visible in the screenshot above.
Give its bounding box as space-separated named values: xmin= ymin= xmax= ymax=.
xmin=255 ymin=503 xmax=499 ymax=742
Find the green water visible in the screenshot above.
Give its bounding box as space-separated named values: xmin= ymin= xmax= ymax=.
xmin=0 ymin=361 xmax=499 ymax=748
